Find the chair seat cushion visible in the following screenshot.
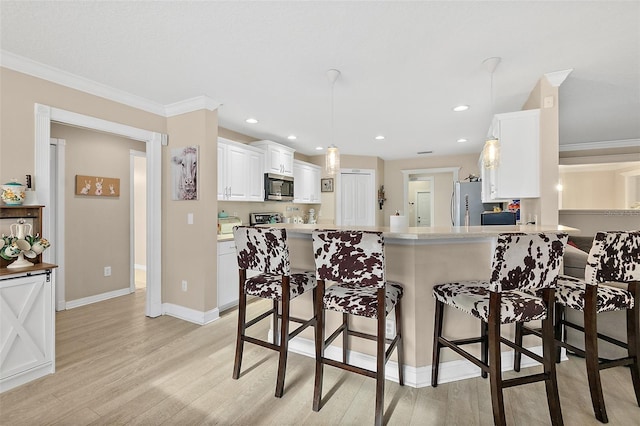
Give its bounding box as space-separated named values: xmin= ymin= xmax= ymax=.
xmin=556 ymin=275 xmax=634 ymax=313
xmin=433 ymin=281 xmax=547 ymax=324
xmin=323 ymin=281 xmax=403 ymax=318
xmin=244 ymin=271 xmax=316 ymax=300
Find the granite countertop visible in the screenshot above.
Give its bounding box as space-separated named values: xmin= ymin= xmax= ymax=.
xmin=260 ymin=223 xmax=579 ymax=240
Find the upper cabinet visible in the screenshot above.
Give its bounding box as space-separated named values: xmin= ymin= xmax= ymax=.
xmin=293 ymin=160 xmax=321 ymax=204
xmin=250 ymin=140 xmax=295 ymax=176
xmin=481 ymin=109 xmax=540 ymax=202
xmin=218 ymin=138 xmax=264 ymax=202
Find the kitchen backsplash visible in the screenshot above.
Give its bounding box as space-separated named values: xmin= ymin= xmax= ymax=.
xmin=218 ymin=201 xmax=321 ymax=226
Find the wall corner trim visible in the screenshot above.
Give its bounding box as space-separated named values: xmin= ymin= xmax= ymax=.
xmin=163 ymin=303 xmax=220 ymax=325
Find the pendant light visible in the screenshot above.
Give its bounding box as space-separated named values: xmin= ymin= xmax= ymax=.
xmin=325 ymin=69 xmax=341 ymax=175
xmin=482 ymin=57 xmax=501 ymax=169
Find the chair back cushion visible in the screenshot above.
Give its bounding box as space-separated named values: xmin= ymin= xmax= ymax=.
xmin=585 ymin=231 xmax=640 ymax=284
xmin=312 ymin=230 xmax=385 ymax=288
xmin=233 ymin=226 xmax=290 ymax=275
xmin=490 ymin=233 xmax=568 ymax=292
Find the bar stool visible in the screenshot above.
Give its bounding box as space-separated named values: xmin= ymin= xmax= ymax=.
xmin=515 ymin=230 xmax=640 ymax=423
xmin=432 ymin=233 xmax=568 ymax=426
xmin=311 ymin=230 xmax=404 ymax=426
xmin=232 ymin=226 xmax=317 ymax=397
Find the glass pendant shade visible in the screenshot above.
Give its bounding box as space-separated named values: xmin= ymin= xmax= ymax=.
xmin=325 ymin=144 xmax=340 ymax=175
xmin=482 ymin=137 xmax=500 ymax=169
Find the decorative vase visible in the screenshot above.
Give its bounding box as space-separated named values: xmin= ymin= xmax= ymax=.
xmin=1 ymin=180 xmax=26 ymax=205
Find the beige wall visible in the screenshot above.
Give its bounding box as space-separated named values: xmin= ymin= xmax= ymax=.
xmin=383 ymin=154 xmax=480 ymax=226
xmin=50 ymin=124 xmax=145 ymax=300
xmin=164 ymin=109 xmax=218 ymax=313
xmin=0 ymin=68 xmax=166 ymax=186
xmin=559 ymin=210 xmax=640 ymax=237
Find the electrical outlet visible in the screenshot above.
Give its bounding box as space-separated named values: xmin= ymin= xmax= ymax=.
xmin=181 ymin=280 xmax=187 ymax=292
xmin=104 ymin=266 xmax=111 ymax=277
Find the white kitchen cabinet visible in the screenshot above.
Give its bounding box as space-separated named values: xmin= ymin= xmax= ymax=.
xmin=250 ymin=140 xmax=295 ymax=176
xmin=218 ymin=138 xmax=264 ymax=202
xmin=0 ymin=267 xmax=55 ymax=392
xmin=481 ymin=109 xmax=540 ymax=202
xmin=293 ymin=160 xmax=321 ymax=204
xmin=217 ymin=240 xmax=239 ymax=311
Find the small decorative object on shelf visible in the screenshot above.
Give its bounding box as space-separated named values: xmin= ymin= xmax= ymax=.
xmin=0 ymin=219 xmax=50 ymax=268
xmin=1 ymin=179 xmax=26 ymax=205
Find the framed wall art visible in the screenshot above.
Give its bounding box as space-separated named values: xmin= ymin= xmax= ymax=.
xmin=75 ymin=175 xmax=120 ymax=197
xmin=171 ymin=145 xmax=198 ymax=200
xmin=321 ymin=178 xmax=334 ymax=192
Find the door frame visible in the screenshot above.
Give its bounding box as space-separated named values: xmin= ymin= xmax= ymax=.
xmin=402 ymin=167 xmax=460 ymax=226
xmin=34 ymin=104 xmax=164 ymax=317
xmin=335 ymin=168 xmax=376 ymax=226
xmin=130 ymin=150 xmax=146 ymax=293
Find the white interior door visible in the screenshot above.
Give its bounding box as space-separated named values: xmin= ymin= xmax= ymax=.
xmin=416 ymin=191 xmax=432 ymax=227
xmin=338 ymin=170 xmax=375 ymax=226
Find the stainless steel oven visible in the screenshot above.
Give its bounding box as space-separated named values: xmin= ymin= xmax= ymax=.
xmin=264 ymin=173 xmax=294 ymax=201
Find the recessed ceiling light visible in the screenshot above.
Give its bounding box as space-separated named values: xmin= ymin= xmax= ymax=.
xmin=457 ymin=138 xmax=468 ymax=143
xmin=453 ymin=105 xmax=469 ymax=112
xmin=375 ymin=135 xmax=385 ymax=140
xmin=245 ymin=118 xmax=258 ymax=124
xmin=315 ymin=146 xmax=323 ymax=151
xmin=287 ymin=135 xmax=297 ymax=140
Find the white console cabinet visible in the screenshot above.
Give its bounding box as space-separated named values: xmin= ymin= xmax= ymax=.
xmin=0 ymin=266 xmax=56 ymax=392
xmin=481 ymin=109 xmax=540 ymax=202
xmin=293 ymin=160 xmax=321 ymax=204
xmin=218 ymin=138 xmax=264 ymax=202
xmin=250 ymin=140 xmax=295 ymax=176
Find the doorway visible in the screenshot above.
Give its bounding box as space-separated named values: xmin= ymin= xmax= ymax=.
xmin=402 ymin=167 xmax=459 ymax=228
xmin=336 ymin=169 xmax=376 ymax=226
xmin=34 ymin=104 xmax=164 ymax=317
xmin=416 ymin=191 xmax=432 ymax=227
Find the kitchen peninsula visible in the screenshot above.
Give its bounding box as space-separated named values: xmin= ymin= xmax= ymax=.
xmin=265 ymin=223 xmax=578 ymax=387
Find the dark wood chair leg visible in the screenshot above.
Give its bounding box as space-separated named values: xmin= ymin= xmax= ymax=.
xmin=431 ymin=299 xmax=444 ymax=387
xmin=554 ymin=303 xmax=564 ymax=364
xmin=343 ymin=313 xmax=349 ymax=363
xmin=481 ymin=320 xmax=489 ymax=378
xmin=313 ymin=280 xmax=325 ymax=412
xmin=232 ymin=270 xmax=247 ymax=379
xmin=542 ymin=289 xmax=563 ymax=426
xmin=513 ymin=322 xmax=523 ymax=372
xmin=395 ymin=300 xmax=404 ymax=386
xmin=272 ymin=299 xmax=279 ymax=345
xmin=374 ymin=288 xmax=385 ymax=426
xmin=488 ymin=292 xmax=506 ymax=426
xmin=275 ymin=278 xmax=291 ymax=398
xmin=627 ymin=281 xmax=640 ymax=406
xmin=584 ymin=286 xmax=608 ymax=423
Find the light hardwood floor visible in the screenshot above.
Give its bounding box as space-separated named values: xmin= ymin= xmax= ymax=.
xmin=1 ymin=289 xmax=639 ymax=425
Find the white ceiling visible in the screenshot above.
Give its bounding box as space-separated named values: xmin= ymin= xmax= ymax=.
xmin=1 ymin=1 xmax=638 ymax=160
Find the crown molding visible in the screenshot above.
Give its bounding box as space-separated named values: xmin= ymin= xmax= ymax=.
xmin=544 ymin=69 xmax=573 ymax=87
xmin=165 ymin=96 xmax=221 ymax=117
xmin=1 ymin=50 xmax=220 ymax=117
xmin=559 ymin=138 xmax=640 ymax=152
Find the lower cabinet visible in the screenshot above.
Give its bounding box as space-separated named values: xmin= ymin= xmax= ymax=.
xmin=0 ymin=270 xmax=55 ymax=392
xmin=217 ymin=240 xmax=239 ymax=312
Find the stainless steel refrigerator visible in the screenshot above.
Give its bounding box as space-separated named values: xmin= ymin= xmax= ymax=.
xmin=451 ymin=181 xmax=501 ymax=226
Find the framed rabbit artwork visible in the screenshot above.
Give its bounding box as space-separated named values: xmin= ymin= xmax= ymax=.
xmin=75 ymin=175 xmax=120 ymax=197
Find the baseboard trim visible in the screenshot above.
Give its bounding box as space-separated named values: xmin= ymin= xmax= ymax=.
xmin=0 ymin=362 xmax=54 ymax=393
xmin=65 ymin=287 xmax=132 ymax=309
xmin=277 ymin=334 xmax=566 ymax=388
xmin=163 ymin=303 xmax=219 ymax=325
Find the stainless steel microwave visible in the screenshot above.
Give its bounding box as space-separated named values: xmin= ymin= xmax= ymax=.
xmin=264 ymin=173 xmax=294 ymax=201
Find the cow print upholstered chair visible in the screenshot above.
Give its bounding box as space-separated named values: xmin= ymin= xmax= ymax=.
xmin=432 ymin=233 xmax=568 ymax=426
xmin=515 ymin=231 xmax=640 ymax=423
xmin=232 ymin=226 xmax=316 ymax=398
xmin=311 ymin=231 xmax=404 ymax=426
